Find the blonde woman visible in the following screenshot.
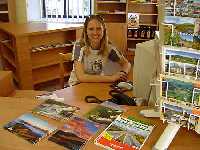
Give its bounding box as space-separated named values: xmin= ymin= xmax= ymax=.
xmin=68 ymin=15 xmax=131 ymax=86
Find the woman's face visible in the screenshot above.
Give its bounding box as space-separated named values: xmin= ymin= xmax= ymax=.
xmin=86 ymin=19 xmax=104 ymax=46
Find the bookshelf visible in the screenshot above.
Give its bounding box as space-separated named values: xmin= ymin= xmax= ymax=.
xmin=0 ymin=23 xmax=83 ymax=89
xmin=0 ymin=0 xmax=15 ymax=22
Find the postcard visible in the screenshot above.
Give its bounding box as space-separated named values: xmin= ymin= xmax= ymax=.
xmin=164 ymin=16 xmax=199 ymax=49
xmin=48 ymin=116 xmax=102 ymax=150
xmin=32 ymin=99 xmax=80 ymax=120
xmin=163 ymin=48 xmax=200 ymax=80
xmin=4 ymin=113 xmax=57 ymax=144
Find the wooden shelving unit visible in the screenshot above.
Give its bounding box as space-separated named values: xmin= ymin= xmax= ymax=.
xmin=0 ymin=23 xmax=83 ymax=89
xmin=126 ymin=0 xmax=159 ymax=62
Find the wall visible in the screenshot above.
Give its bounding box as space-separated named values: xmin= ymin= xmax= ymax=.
xmin=15 ymin=0 xmax=27 ymax=23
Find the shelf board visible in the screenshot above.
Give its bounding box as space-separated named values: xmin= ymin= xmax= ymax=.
xmin=2 ymin=54 xmax=16 ymax=68
xmin=140 ymin=13 xmax=158 ymax=16
xmin=32 ymin=60 xmax=59 ymax=70
xmin=129 ymin=2 xmax=158 ymax=5
xmin=128 ymin=38 xmax=150 ymax=41
xmin=97 ymin=11 xmax=126 ymax=15
xmin=97 ymin=1 xmax=126 ymax=4
xmin=0 ymin=11 xmax=8 ymax=14
xmin=127 ymin=48 xmax=136 ymax=51
xmin=139 ymin=23 xmax=158 ymax=26
xmin=33 ymin=72 xmax=71 ymax=85
xmin=2 ymin=41 xmax=16 ymax=53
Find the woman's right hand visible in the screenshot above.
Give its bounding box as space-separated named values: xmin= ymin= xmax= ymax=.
xmin=112 ymin=71 xmax=128 ymax=82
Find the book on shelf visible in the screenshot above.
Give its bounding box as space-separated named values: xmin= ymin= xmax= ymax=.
xmin=95 ymin=115 xmax=154 ymax=150
xmin=128 ymin=13 xmax=140 ymax=29
xmin=32 ymin=99 xmax=80 ymax=120
xmin=4 ymin=113 xmax=57 ymax=144
xmin=84 ymin=102 xmax=125 ymax=125
xmin=48 ymin=115 xmax=102 ymax=150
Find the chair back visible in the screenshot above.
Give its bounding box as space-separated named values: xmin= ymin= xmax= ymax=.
xmin=58 ymin=52 xmax=72 ymax=88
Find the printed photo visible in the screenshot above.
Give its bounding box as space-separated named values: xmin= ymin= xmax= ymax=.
xmin=192 ymin=88 xmax=200 ymax=106
xmin=32 ymin=99 xmax=80 ymax=120
xmin=163 ymin=23 xmax=173 ymax=45
xmin=164 ymin=48 xmax=200 ymax=80
xmin=128 ymin=13 xmax=140 ymax=28
xmin=4 ymin=113 xmax=57 ymax=144
xmin=49 ymin=116 xmax=101 ymax=150
xmin=164 ymin=0 xmax=175 ymax=16
xmin=165 ymin=78 xmax=193 ymax=103
xmin=188 ymin=114 xmax=199 ymax=130
xmin=164 ymin=16 xmax=199 ymax=49
xmin=84 ymin=105 xmax=123 ymax=125
xmin=175 ymin=0 xmax=200 ymax=18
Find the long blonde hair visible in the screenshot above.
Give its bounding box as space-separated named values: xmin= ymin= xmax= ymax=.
xmin=79 ymin=15 xmax=109 ymax=57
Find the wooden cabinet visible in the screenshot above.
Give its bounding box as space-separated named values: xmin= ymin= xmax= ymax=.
xmin=0 ymin=0 xmax=16 ymax=22
xmin=127 ymin=0 xmax=159 ymax=62
xmin=0 ymin=23 xmax=83 ymax=89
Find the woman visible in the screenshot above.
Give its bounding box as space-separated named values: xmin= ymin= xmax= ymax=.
xmin=68 ymin=15 xmax=131 ymax=86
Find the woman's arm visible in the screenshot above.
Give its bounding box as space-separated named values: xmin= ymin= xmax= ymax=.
xmin=74 ymin=61 xmax=123 ymax=83
xmin=119 ymin=55 xmax=131 ymax=74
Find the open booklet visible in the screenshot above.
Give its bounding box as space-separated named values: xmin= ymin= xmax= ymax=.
xmin=32 ymin=99 xmax=80 ymax=121
xmin=4 ymin=113 xmax=57 ymax=144
xmin=95 ymin=115 xmax=154 ymax=150
xmin=48 ymin=115 xmax=103 ymax=150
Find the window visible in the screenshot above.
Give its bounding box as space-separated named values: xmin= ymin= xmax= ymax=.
xmin=41 ymin=0 xmax=92 ymax=22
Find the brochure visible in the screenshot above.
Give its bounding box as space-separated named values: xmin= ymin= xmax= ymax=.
xmin=48 ymin=116 xmax=102 ymax=150
xmin=95 ymin=115 xmax=154 ymax=150
xmin=32 ymin=99 xmax=80 ymax=120
xmin=4 ymin=113 xmax=57 ymax=144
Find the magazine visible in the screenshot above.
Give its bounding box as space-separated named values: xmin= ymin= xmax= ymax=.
xmin=95 ymin=115 xmax=154 ymax=150
xmin=32 ymin=99 xmax=80 ymax=120
xmin=4 ymin=113 xmax=57 ymax=144
xmin=84 ymin=104 xmax=124 ymax=125
xmin=48 ymin=116 xmax=102 ymax=150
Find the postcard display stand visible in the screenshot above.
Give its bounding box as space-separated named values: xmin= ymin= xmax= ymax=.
xmin=153 ymin=0 xmax=200 ymax=149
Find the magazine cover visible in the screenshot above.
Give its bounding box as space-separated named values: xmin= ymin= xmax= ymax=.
xmin=84 ymin=104 xmax=124 ymax=125
xmin=128 ymin=13 xmax=140 ymax=28
xmin=95 ymin=115 xmax=154 ymax=150
xmin=48 ymin=116 xmax=102 ymax=150
xmin=32 ymin=99 xmax=80 ymax=120
xmin=4 ymin=113 xmax=57 ymax=144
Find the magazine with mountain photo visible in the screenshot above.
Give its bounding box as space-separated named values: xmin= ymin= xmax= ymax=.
xmin=84 ymin=104 xmax=124 ymax=126
xmin=95 ymin=115 xmax=154 ymax=150
xmin=48 ymin=116 xmax=102 ymax=150
xmin=32 ymin=99 xmax=80 ymax=120
xmin=4 ymin=113 xmax=57 ymax=144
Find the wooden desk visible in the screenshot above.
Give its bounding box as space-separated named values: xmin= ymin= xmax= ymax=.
xmin=0 ymin=83 xmax=200 ymax=150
